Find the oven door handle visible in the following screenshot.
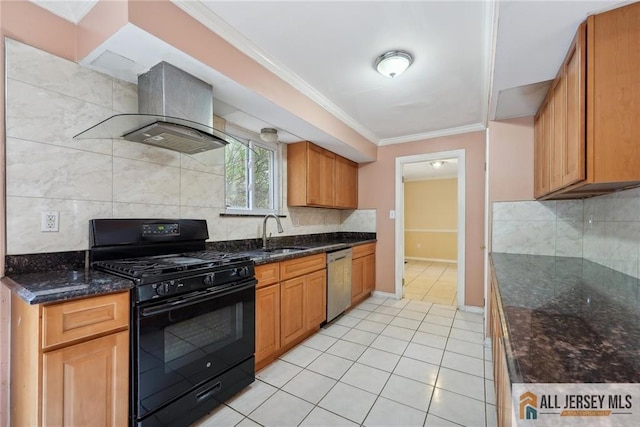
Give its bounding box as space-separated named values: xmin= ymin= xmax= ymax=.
xmin=140 ymin=280 xmax=257 ymax=317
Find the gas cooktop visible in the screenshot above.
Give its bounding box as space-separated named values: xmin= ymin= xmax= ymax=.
xmin=92 ymin=251 xmax=251 ymax=279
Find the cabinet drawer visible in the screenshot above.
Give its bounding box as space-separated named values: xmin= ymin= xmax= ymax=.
xmin=42 ymin=292 xmax=129 ymax=349
xmin=256 ymin=263 xmax=280 ymax=289
xmin=352 ymin=243 xmax=375 ymax=259
xmin=280 ymin=253 xmax=326 ymax=281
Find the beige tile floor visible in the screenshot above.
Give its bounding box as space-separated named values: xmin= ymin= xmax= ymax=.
xmin=193 ymin=295 xmax=495 ymax=427
xmin=404 ymin=260 xmax=458 ymax=306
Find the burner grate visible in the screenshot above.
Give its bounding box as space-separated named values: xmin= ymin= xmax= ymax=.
xmin=92 ymin=251 xmax=251 ymax=279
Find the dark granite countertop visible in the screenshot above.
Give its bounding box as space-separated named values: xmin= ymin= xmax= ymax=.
xmin=491 ymin=253 xmax=640 ymax=383
xmin=1 ymin=270 xmax=133 ymax=305
xmin=242 ymin=239 xmax=377 ymax=265
xmin=3 ymin=234 xmax=375 ymax=305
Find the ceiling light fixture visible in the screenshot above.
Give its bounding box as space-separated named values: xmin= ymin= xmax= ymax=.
xmin=374 ymin=50 xmax=414 ymax=78
xmin=430 ymin=161 xmax=445 ymax=169
xmin=259 ymin=127 xmax=278 ymax=143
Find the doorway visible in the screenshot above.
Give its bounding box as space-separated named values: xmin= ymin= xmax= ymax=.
xmin=403 ymin=160 xmax=458 ymax=305
xmin=395 ymin=150 xmax=466 ymax=308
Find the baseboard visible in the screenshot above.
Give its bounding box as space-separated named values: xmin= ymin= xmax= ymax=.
xmin=404 ymin=257 xmax=457 ymax=263
xmin=372 ymin=290 xmax=396 ymax=299
xmin=462 ymin=305 xmax=484 ymax=314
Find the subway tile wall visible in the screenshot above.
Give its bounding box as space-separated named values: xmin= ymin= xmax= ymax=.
xmin=492 ymin=187 xmax=640 ymax=279
xmin=5 ymin=39 xmax=375 ymax=255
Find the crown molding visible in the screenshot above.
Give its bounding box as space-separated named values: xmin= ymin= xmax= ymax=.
xmin=378 ymin=123 xmax=486 ymax=146
xmin=30 ymin=0 xmax=98 ymax=24
xmin=171 ymin=0 xmax=379 ymax=144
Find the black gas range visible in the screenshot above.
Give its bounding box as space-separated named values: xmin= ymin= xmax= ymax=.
xmin=89 ymin=219 xmax=256 ymax=427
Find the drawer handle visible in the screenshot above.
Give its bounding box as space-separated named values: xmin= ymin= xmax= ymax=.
xmin=196 ymin=382 xmax=221 ymax=402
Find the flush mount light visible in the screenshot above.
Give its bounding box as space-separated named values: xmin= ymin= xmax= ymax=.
xmin=374 ymin=50 xmax=414 ymax=78
xmin=259 ymin=127 xmax=278 ymax=143
xmin=430 ymin=160 xmax=445 ymax=169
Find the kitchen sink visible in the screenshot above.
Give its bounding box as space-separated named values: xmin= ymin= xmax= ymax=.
xmin=242 ymin=246 xmax=313 ymax=257
xmin=261 ymin=246 xmax=311 ymax=254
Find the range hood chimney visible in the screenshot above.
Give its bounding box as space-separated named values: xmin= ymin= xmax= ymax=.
xmin=74 ymin=62 xmax=242 ymax=154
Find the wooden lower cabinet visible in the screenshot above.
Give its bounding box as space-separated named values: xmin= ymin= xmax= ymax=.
xmin=11 ymin=291 xmax=129 ymax=427
xmin=351 ymin=243 xmax=376 ymax=306
xmin=280 ymin=276 xmax=307 ymax=347
xmin=255 ymin=283 xmax=281 ymax=364
xmin=490 ymin=265 xmax=513 ymax=427
xmin=363 ymin=254 xmax=375 ymax=294
xmin=43 ymin=331 xmax=129 ymax=426
xmin=255 ymin=255 xmax=327 ymax=370
xmin=351 ymin=257 xmax=364 ymax=302
xmin=305 ymin=269 xmax=327 ymax=329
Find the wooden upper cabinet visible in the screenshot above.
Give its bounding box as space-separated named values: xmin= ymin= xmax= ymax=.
xmin=533 ymin=104 xmax=550 ymax=198
xmin=534 ymin=3 xmax=640 ymax=199
xmin=563 ymin=28 xmax=586 ymax=187
xmin=550 ymin=73 xmax=566 ymax=192
xmin=590 ymin=3 xmax=640 ymax=183
xmin=287 ymin=141 xmax=358 ymax=209
xmin=307 ymin=143 xmax=335 ymax=206
xmin=334 ymin=156 xmax=358 ymax=209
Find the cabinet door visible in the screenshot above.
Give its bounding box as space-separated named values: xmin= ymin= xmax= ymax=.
xmin=43 ymin=331 xmax=129 ymax=427
xmin=564 ymin=25 xmax=586 ymax=186
xmin=280 ymin=276 xmax=306 ymax=346
xmin=334 ymin=156 xmax=358 ymax=209
xmin=319 ymin=149 xmax=336 ymax=206
xmin=363 ymin=254 xmax=376 ymax=294
xmin=306 ymin=144 xmax=324 ymax=205
xmin=533 ymin=104 xmax=550 ymax=198
xmin=307 ymin=145 xmax=335 ymax=206
xmin=305 ymin=270 xmax=327 ymax=329
xmin=351 ymin=257 xmax=364 ymax=304
xmin=256 ymin=284 xmax=281 ymax=363
xmin=550 ymin=74 xmax=566 ymax=191
xmin=592 ymin=3 xmax=640 ymax=182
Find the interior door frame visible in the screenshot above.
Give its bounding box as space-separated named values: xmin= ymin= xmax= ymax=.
xmin=395 ymin=149 xmax=466 ymax=308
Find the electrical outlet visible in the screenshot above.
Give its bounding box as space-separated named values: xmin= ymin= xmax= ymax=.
xmin=41 ymin=211 xmax=59 ymax=232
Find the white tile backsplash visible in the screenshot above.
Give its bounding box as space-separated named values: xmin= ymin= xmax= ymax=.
xmin=7 ymin=196 xmax=113 ymax=255
xmin=6 ymin=138 xmax=113 ymax=201
xmin=492 ymin=186 xmax=640 ymax=279
xmin=4 ymin=39 xmax=376 ymax=255
xmin=6 ymin=79 xmax=114 ymax=154
xmin=6 ymin=38 xmax=114 ymax=107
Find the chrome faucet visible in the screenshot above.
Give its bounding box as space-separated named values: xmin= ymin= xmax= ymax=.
xmin=262 ymin=213 xmax=284 ymax=249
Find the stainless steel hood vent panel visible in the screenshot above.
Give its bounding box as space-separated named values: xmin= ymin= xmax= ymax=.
xmin=74 ymin=62 xmax=244 ymax=153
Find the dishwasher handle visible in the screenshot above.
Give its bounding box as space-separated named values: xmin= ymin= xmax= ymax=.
xmin=327 ymin=248 xmax=352 ymax=264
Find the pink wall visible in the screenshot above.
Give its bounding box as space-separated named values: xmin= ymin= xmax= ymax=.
xmin=488 ymin=117 xmax=534 ymax=202
xmin=359 ymin=131 xmax=487 ymax=307
xmin=77 ymin=0 xmax=129 ymax=59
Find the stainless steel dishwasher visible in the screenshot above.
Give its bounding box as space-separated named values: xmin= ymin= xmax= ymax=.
xmin=326 ymin=248 xmax=352 ymax=323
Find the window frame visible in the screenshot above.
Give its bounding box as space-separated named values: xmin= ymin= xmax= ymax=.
xmin=224 ymin=137 xmax=281 ymax=215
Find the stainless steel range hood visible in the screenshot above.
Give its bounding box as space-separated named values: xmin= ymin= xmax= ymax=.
xmin=74 ymin=62 xmax=243 ymax=154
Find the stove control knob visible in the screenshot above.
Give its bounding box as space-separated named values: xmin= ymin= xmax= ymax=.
xmin=235 ymin=266 xmax=250 ymax=278
xmin=155 ymin=282 xmax=171 ymax=296
xmin=204 ymin=273 xmax=215 ymax=286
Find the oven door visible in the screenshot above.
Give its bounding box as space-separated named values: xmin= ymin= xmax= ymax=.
xmin=133 ymin=279 xmax=256 ymax=420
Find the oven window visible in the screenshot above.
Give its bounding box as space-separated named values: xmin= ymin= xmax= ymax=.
xmin=164 ymin=303 xmax=242 ymax=369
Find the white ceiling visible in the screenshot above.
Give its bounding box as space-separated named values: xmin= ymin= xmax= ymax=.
xmin=28 ymin=0 xmax=632 ymax=154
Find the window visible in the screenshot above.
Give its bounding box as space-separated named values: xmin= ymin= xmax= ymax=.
xmin=225 ymin=139 xmax=279 ymax=213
